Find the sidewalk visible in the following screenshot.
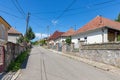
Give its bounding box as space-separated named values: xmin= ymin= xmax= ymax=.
xmin=49 ymin=49 xmax=120 ymax=75
xmin=1 ymin=70 xmax=21 ymax=80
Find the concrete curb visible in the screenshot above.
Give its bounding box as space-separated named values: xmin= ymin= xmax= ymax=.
xmin=11 ymin=69 xmax=21 ymax=80
xmin=49 ymin=49 xmax=120 ymax=75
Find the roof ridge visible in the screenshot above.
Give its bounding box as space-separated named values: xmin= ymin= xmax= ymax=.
xmin=74 ymin=16 xmax=120 ymax=35
xmin=8 ymin=27 xmax=22 ymax=34
xmin=62 ymin=28 xmax=75 ymax=36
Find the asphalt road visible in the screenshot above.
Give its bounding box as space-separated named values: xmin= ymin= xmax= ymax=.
xmin=17 ymin=46 xmax=120 ymax=80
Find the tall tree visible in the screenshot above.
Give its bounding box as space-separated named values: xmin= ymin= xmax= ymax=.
xmin=17 ymin=36 xmax=24 ymax=43
xmin=25 ymin=27 xmax=35 ymax=41
xmin=115 ymin=13 xmax=120 ymax=22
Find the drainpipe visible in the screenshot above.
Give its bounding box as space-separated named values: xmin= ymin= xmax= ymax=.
xmin=115 ymin=32 xmax=117 ymax=42
xmin=102 ymin=28 xmax=104 ymax=43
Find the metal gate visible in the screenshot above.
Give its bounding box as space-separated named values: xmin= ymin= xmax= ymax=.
xmin=58 ymin=43 xmax=62 ymax=51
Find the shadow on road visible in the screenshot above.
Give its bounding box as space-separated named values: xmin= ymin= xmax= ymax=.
xmin=21 ymin=55 xmax=29 ymax=69
xmin=0 ymin=72 xmax=6 ymax=80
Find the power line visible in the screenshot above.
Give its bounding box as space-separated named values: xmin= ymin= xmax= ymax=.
xmin=15 ymin=0 xmax=26 ymax=16
xmin=61 ymin=1 xmax=120 ymax=17
xmin=32 ymin=0 xmax=114 ymax=15
xmin=64 ymin=0 xmax=114 ymax=11
xmin=0 ymin=9 xmax=23 ymax=19
xmin=54 ymin=0 xmax=77 ymax=20
xmin=11 ymin=0 xmax=25 ymax=19
xmin=48 ymin=1 xmax=120 ymax=31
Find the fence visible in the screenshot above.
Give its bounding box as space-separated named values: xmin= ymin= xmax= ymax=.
xmin=0 ymin=42 xmax=27 ymax=72
xmin=49 ymin=42 xmax=77 ymax=53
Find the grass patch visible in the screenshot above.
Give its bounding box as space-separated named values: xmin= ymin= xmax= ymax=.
xmin=7 ymin=49 xmax=30 ymax=72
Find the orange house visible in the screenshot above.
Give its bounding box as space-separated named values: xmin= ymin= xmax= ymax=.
xmin=0 ymin=16 xmax=11 ymax=42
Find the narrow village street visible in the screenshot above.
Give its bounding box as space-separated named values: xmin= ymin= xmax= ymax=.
xmin=16 ymin=46 xmax=120 ymax=80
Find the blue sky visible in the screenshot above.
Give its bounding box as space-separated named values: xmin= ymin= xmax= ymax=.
xmin=0 ymin=0 xmax=120 ymax=40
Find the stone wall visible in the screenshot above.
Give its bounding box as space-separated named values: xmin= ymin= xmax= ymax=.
xmin=4 ymin=42 xmax=26 ymax=71
xmin=79 ymin=43 xmax=120 ymax=68
xmin=0 ymin=46 xmax=5 ymax=72
xmin=81 ymin=42 xmax=120 ymax=50
xmin=79 ymin=50 xmax=120 ymax=67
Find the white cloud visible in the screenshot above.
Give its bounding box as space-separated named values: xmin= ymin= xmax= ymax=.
xmin=51 ymin=20 xmax=58 ymax=25
xmin=35 ymin=33 xmax=48 ymax=39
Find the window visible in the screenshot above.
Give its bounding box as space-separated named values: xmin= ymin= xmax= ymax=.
xmin=84 ymin=37 xmax=87 ymax=39
xmin=84 ymin=37 xmax=87 ymax=43
xmin=78 ymin=38 xmax=80 ymax=40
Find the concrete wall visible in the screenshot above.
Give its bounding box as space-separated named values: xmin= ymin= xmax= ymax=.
xmin=8 ymin=34 xmax=20 ymax=43
xmin=72 ymin=28 xmax=108 ymax=48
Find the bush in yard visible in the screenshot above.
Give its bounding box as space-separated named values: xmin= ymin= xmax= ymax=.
xmin=65 ymin=37 xmax=71 ymax=45
xmin=117 ymin=35 xmax=120 ymax=41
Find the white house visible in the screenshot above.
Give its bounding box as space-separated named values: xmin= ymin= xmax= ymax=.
xmin=48 ymin=30 xmax=64 ymax=45
xmin=61 ymin=28 xmax=75 ymax=42
xmin=51 ymin=29 xmax=75 ymax=45
xmin=8 ymin=27 xmax=22 ymax=43
xmin=72 ymin=16 xmax=120 ymax=48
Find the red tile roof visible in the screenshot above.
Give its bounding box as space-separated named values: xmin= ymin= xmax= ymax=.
xmin=62 ymin=29 xmax=75 ymax=36
xmin=74 ymin=16 xmax=120 ymax=35
xmin=8 ymin=27 xmax=22 ymax=35
xmin=49 ymin=31 xmax=64 ymax=40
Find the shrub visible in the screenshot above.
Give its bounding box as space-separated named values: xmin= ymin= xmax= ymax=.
xmin=117 ymin=35 xmax=120 ymax=41
xmin=65 ymin=37 xmax=71 ymax=45
xmin=7 ymin=50 xmax=30 ymax=72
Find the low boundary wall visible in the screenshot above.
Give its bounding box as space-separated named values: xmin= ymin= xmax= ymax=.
xmin=79 ymin=43 xmax=120 ymax=67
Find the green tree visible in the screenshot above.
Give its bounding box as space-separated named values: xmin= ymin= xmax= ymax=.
xmin=40 ymin=39 xmax=47 ymax=45
xmin=25 ymin=27 xmax=35 ymax=41
xmin=115 ymin=13 xmax=120 ymax=22
xmin=65 ymin=37 xmax=71 ymax=45
xmin=17 ymin=36 xmax=24 ymax=43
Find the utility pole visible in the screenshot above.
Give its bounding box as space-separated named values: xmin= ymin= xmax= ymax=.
xmin=74 ymin=24 xmax=77 ymax=31
xmin=41 ymin=33 xmax=42 ymax=39
xmin=47 ymin=25 xmax=49 ymax=37
xmin=26 ymin=12 xmax=30 ymax=34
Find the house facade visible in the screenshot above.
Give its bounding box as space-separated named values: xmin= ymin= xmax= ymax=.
xmin=0 ymin=16 xmax=11 ymax=42
xmin=61 ymin=29 xmax=75 ymax=42
xmin=8 ymin=27 xmax=22 ymax=43
xmin=72 ymin=16 xmax=120 ymax=48
xmin=48 ymin=30 xmax=64 ymax=45
xmin=49 ymin=29 xmax=75 ymax=45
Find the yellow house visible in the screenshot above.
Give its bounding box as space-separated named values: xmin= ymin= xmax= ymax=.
xmin=0 ymin=16 xmax=11 ymax=42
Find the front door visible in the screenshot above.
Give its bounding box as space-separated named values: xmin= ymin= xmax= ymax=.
xmin=108 ymin=29 xmax=115 ymax=42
